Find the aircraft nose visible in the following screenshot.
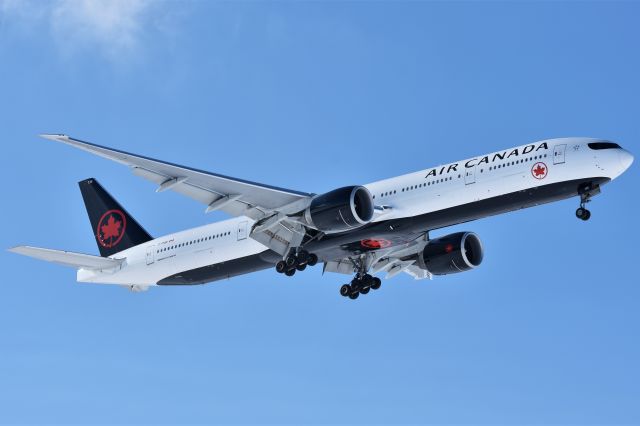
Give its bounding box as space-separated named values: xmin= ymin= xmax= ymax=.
xmin=619 ymin=149 xmax=634 ymax=171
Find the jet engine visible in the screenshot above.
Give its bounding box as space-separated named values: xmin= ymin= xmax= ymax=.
xmin=304 ymin=186 xmax=374 ymax=233
xmin=418 ymin=232 xmax=484 ymax=275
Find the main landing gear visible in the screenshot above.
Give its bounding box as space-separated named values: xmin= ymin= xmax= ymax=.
xmin=275 ymin=249 xmax=318 ymax=277
xmin=340 ymin=274 xmax=382 ymax=300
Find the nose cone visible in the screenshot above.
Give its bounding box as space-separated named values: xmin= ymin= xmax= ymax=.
xmin=619 ymin=149 xmax=634 ymax=172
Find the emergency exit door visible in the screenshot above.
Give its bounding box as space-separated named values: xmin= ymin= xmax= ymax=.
xmin=237 ymin=221 xmax=248 ymax=240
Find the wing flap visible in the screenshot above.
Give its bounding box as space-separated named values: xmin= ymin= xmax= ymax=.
xmin=8 ymin=246 xmax=125 ymax=270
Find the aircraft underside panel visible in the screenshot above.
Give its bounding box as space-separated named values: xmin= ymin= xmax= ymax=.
xmin=155 ymin=176 xmax=609 ymax=286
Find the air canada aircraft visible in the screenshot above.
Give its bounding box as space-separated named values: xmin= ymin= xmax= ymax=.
xmin=9 ymin=135 xmax=633 ymax=299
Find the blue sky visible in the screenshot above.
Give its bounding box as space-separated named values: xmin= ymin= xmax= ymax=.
xmin=1 ymin=1 xmax=639 ymax=423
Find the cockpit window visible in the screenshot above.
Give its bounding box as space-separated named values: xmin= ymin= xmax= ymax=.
xmin=588 ymin=142 xmax=621 ymax=150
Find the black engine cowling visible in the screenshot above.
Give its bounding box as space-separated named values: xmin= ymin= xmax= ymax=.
xmin=419 ymin=232 xmax=484 ymax=275
xmin=304 ymin=186 xmax=374 ymax=233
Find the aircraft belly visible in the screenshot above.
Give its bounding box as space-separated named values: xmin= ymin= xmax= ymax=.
xmin=307 ymin=176 xmax=610 ymax=261
xmin=148 ymin=176 xmax=609 ymax=286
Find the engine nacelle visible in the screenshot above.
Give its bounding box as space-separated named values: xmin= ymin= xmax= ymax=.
xmin=304 ymin=186 xmax=374 ymax=233
xmin=419 ymin=232 xmax=484 ymax=275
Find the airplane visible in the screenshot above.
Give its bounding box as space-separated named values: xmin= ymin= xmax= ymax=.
xmin=9 ymin=135 xmax=633 ymax=300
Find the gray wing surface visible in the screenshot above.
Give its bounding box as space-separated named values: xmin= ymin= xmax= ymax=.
xmin=41 ymin=134 xmax=312 ymax=220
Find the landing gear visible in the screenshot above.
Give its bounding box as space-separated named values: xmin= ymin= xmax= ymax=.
xmin=576 ymin=207 xmax=591 ymax=221
xmin=339 ymin=274 xmax=383 ymax=300
xmin=275 ymin=249 xmax=319 ymax=276
xmin=371 ymin=277 xmax=382 ymax=290
xmin=275 ymin=261 xmax=287 ymax=274
xmin=575 ymin=182 xmax=598 ymax=221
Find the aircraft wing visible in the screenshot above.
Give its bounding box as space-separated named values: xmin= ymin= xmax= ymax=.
xmin=322 ymin=234 xmax=433 ymax=280
xmin=8 ymin=246 xmax=125 ymax=270
xmin=41 ymin=134 xmax=313 ymax=221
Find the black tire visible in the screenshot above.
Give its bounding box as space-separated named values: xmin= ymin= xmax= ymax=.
xmin=576 ymin=207 xmax=585 ymax=219
xmin=307 ymin=253 xmax=318 ymax=266
xmin=275 ymin=261 xmax=287 ymax=273
xmin=582 ymin=209 xmax=591 ymax=221
xmin=360 ymin=287 xmax=370 ymax=295
xmin=362 ymin=274 xmax=373 ymax=287
xmin=297 ymin=251 xmax=309 ymax=264
xmin=285 ymin=255 xmax=297 ymax=268
xmin=296 ymin=263 xmax=307 ymax=272
xmin=348 ymin=290 xmax=359 ymax=300
xmin=350 ymin=278 xmax=361 ymax=292
xmin=371 ymin=277 xmax=382 ymax=290
xmin=285 ymin=268 xmax=296 ymax=277
xmin=340 ymin=284 xmax=351 ymax=297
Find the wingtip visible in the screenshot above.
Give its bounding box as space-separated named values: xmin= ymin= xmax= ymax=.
xmin=39 ymin=133 xmax=69 ymax=141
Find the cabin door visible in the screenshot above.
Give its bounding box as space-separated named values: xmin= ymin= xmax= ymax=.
xmin=237 ymin=221 xmax=248 ymax=241
xmin=146 ymin=246 xmax=155 ymax=265
xmin=553 ymin=144 xmax=566 ymax=164
xmin=465 ymin=165 xmax=476 ymax=185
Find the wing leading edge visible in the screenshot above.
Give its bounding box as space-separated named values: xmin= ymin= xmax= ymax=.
xmin=40 ymin=134 xmax=313 ymax=221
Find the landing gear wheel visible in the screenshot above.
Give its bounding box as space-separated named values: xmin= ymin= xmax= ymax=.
xmin=348 ymin=290 xmax=359 ymax=300
xmin=340 ymin=284 xmax=351 ymax=297
xmin=576 ymin=207 xmax=591 ymax=221
xmin=296 ymin=263 xmax=307 ymax=272
xmin=275 ymin=261 xmax=287 ymax=274
xmin=362 ymin=274 xmax=373 ymax=287
xmin=285 ymin=269 xmax=296 ymax=277
xmin=360 ymin=287 xmax=370 ymax=295
xmin=307 ymin=253 xmax=318 ymax=267
xmin=371 ymin=277 xmax=382 ymax=290
xmin=285 ymin=255 xmax=297 ymax=268
xmin=296 ymin=251 xmax=309 ymax=265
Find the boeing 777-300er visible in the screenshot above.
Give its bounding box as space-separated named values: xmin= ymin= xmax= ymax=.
xmin=9 ymin=135 xmax=633 ymax=299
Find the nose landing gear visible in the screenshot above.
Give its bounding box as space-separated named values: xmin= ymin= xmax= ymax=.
xmin=575 ymin=182 xmax=599 ymax=221
xmin=576 ymin=206 xmax=591 ymax=221
xmin=275 ymin=249 xmax=318 ymax=277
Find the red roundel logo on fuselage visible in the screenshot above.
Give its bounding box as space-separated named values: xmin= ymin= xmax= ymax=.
xmin=531 ymin=162 xmax=548 ymax=179
xmin=96 ymin=210 xmax=127 ymax=248
xmin=361 ymin=238 xmax=392 ymax=249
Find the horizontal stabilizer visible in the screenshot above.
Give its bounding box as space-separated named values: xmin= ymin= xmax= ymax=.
xmin=8 ymin=246 xmax=125 ymax=270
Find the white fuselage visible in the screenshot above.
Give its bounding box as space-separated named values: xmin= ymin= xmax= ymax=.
xmin=78 ymin=138 xmax=633 ymax=286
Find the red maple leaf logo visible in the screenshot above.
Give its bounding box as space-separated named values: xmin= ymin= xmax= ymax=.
xmin=101 ymin=215 xmax=121 ymax=240
xmin=533 ymin=164 xmax=546 ymax=176
xmin=361 ymin=239 xmax=392 ymax=249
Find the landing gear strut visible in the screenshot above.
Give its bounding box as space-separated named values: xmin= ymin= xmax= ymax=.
xmin=576 ymin=182 xmax=597 ymax=221
xmin=275 ymin=249 xmax=318 ymax=277
xmin=339 ymin=274 xmax=382 ymax=300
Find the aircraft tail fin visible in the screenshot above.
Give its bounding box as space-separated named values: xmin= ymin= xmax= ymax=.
xmin=78 ymin=178 xmax=152 ymax=257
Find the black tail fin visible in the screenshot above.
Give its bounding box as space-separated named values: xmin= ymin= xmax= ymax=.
xmin=79 ymin=178 xmax=153 ymax=257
